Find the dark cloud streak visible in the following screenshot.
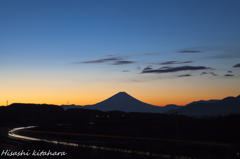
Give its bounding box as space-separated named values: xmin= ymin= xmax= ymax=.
xmin=233 ymin=63 xmax=240 ymax=68
xmin=178 ymin=74 xmax=192 ymax=77
xmin=158 ymin=61 xmax=193 ymax=65
xmin=142 ymin=66 xmax=212 ymax=74
xmin=200 ymin=72 xmax=207 ymax=75
xmin=178 ymin=50 xmax=202 ymax=53
xmin=209 ymin=72 xmax=218 ymax=76
xmin=200 ymin=72 xmax=218 ymax=76
xmin=225 ymin=74 xmax=234 ymax=77
xmin=81 ymin=57 xmax=122 ymax=64
xmin=112 ymin=61 xmax=134 ymax=65
xmin=76 ymin=56 xmax=135 ymax=65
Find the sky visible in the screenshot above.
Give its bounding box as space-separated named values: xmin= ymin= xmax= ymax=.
xmin=1 ymin=0 xmax=240 ymax=107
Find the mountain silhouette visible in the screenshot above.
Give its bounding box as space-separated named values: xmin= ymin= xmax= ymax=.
xmin=76 ymin=92 xmax=180 ymax=113
xmin=167 ymin=95 xmax=240 ymax=117
xmin=184 ymin=99 xmax=219 ymax=107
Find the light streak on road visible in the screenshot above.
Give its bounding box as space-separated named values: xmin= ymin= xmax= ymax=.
xmin=12 ymin=128 xmax=232 ymax=147
xmin=8 ymin=126 xmax=195 ymax=159
xmin=8 ymin=126 xmax=79 ymax=146
xmin=9 ymin=126 xmax=40 ymax=141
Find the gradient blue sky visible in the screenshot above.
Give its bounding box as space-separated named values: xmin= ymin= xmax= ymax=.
xmin=1 ymin=0 xmax=240 ymax=106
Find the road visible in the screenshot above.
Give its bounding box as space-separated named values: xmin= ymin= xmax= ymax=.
xmin=7 ymin=126 xmax=196 ymax=159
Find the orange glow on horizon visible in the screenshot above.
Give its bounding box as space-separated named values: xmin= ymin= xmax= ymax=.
xmin=1 ymin=75 xmax=239 ymax=107
xmin=1 ymin=91 xmax=240 ymax=107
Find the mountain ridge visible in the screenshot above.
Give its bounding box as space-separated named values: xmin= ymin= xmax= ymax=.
xmin=62 ymin=92 xmax=181 ymax=113
xmin=166 ymin=95 xmax=240 ymax=117
xmin=61 ymin=92 xmax=240 ymax=117
xmin=82 ymin=92 xmax=180 ymax=113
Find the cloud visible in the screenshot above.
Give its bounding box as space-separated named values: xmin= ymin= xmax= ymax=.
xmin=225 ymin=74 xmax=234 ymax=77
xmin=178 ymin=50 xmax=202 ymax=53
xmin=158 ymin=61 xmax=193 ymax=65
xmin=209 ymin=72 xmax=218 ymax=76
xmin=122 ymin=70 xmax=129 ymax=72
xmin=80 ymin=57 xmax=122 ymax=64
xmin=233 ymin=63 xmax=240 ymax=68
xmin=200 ymin=72 xmax=207 ymax=75
xmin=142 ymin=65 xmax=153 ymax=71
xmin=112 ymin=61 xmax=134 ymax=65
xmin=161 ymin=66 xmax=171 ymax=69
xmin=142 ymin=66 xmax=212 ymax=74
xmin=178 ymin=46 xmax=240 ymax=59
xmin=76 ymin=55 xmax=135 ymax=65
xmin=178 ymin=74 xmax=192 ymax=77
xmin=200 ymin=72 xmax=218 ymax=76
xmin=210 ymin=54 xmax=240 ymax=59
xmin=142 ymin=53 xmax=159 ymax=56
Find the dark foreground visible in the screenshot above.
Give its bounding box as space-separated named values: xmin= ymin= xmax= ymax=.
xmin=1 ymin=103 xmax=240 ymax=158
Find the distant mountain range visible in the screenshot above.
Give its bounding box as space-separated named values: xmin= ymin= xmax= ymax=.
xmin=166 ymin=95 xmax=240 ymax=117
xmin=61 ymin=92 xmax=240 ymax=117
xmin=61 ymin=92 xmax=180 ymax=113
xmin=184 ymin=100 xmax=219 ymax=107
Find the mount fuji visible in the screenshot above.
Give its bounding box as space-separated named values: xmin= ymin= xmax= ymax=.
xmin=62 ymin=92 xmax=180 ymax=113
